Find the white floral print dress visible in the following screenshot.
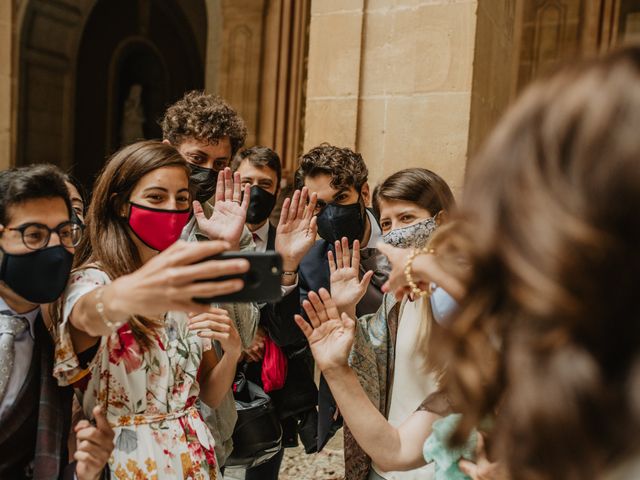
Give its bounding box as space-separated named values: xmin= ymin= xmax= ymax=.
xmin=54 ymin=267 xmax=221 ymax=480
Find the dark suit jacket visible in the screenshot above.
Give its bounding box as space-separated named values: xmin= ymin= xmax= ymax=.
xmin=275 ymin=236 xmax=386 ymax=451
xmin=0 ymin=315 xmax=72 ymax=480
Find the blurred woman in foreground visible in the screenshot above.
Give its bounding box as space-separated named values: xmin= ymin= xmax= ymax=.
xmin=299 ymin=47 xmax=640 ymax=480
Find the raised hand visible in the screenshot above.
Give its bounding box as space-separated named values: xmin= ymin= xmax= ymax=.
xmin=294 ymin=288 xmax=355 ymax=372
xmin=275 ymin=187 xmax=318 ymax=272
xmin=328 ymin=237 xmax=373 ymax=317
xmin=195 ymin=167 xmax=249 ymax=249
xmin=74 ymin=405 xmax=115 ymax=480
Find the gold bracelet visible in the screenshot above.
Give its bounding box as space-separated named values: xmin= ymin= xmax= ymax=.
xmin=95 ymin=287 xmax=124 ymax=331
xmin=403 ymin=247 xmax=436 ymax=297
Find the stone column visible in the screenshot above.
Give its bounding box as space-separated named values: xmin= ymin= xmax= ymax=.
xmin=304 ymin=0 xmax=479 ymax=194
xmin=0 ymin=0 xmax=12 ymax=170
xmin=304 ymin=0 xmax=365 ymax=152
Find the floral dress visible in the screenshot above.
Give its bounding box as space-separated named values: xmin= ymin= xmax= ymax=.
xmin=54 ymin=268 xmax=220 ymax=480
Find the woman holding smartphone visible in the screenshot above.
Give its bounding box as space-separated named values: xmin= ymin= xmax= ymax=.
xmin=53 ymin=141 xmax=249 ymax=479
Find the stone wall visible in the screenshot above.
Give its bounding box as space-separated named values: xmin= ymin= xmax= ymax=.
xmin=0 ymin=0 xmax=12 ymax=170
xmin=304 ymin=0 xmax=479 ymax=195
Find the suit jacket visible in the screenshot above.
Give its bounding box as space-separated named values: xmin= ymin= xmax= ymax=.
xmin=275 ymin=236 xmax=388 ymax=452
xmin=249 ymin=224 xmax=318 ymax=421
xmin=0 ymin=315 xmax=72 ymax=480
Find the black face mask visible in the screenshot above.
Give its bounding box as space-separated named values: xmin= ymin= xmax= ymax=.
xmin=189 ymin=164 xmax=218 ymax=204
xmin=245 ymin=185 xmax=277 ymax=225
xmin=0 ymin=245 xmax=74 ymax=304
xmin=316 ymin=200 xmax=366 ymax=245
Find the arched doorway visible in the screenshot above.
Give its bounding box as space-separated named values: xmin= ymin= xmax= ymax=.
xmin=74 ymin=0 xmax=205 ymax=188
xmin=17 ymin=0 xmax=206 ymax=190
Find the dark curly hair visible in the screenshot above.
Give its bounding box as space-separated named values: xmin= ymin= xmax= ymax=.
xmin=295 ymin=143 xmax=368 ymax=191
xmin=161 ymin=91 xmax=247 ymax=156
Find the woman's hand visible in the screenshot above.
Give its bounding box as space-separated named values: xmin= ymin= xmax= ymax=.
xmin=377 ymin=242 xmax=465 ymax=301
xmin=74 ymin=406 xmax=115 ymax=480
xmin=188 ymin=308 xmax=242 ymax=361
xmin=194 ymin=167 xmax=249 ymax=250
xmin=107 ymin=240 xmax=249 ymax=321
xmin=458 ymin=435 xmax=510 ymax=480
xmin=275 ymin=187 xmax=318 ymax=274
xmin=294 ymin=288 xmax=355 ymax=372
xmin=328 ymin=238 xmax=374 ymax=316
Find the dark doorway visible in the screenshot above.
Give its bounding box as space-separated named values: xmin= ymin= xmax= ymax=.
xmin=73 ymin=0 xmax=205 ymax=190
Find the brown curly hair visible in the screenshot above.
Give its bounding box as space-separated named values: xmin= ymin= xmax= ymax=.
xmin=295 ymin=143 xmax=368 ymax=191
xmin=161 ymin=90 xmax=247 ymax=155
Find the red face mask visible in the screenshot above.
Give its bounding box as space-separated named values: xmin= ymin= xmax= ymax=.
xmin=128 ymin=203 xmax=191 ymax=251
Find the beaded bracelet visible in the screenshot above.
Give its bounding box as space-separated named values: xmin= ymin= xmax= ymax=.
xmin=403 ymin=247 xmax=437 ymax=297
xmin=95 ymin=287 xmax=124 ymax=331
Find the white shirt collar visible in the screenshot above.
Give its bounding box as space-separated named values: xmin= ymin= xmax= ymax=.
xmin=0 ymin=296 xmax=40 ymax=339
xmin=251 ymin=222 xmax=271 ymax=252
xmin=365 ymin=209 xmax=382 ymax=249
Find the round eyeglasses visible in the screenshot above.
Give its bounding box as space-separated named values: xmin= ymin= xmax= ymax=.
xmin=6 ymin=221 xmax=83 ymax=250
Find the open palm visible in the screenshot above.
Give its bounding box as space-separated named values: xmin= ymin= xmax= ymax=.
xmin=196 ymin=168 xmax=249 ymax=249
xmin=329 ymin=237 xmax=374 ymax=313
xmin=275 ymin=187 xmax=318 ymax=270
xmin=295 ymin=288 xmax=355 ymax=371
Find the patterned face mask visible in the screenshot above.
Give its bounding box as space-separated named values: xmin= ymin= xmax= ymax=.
xmin=382 ymin=216 xmax=437 ymax=249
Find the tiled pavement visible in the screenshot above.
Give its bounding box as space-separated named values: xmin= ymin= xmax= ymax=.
xmin=225 ymin=428 xmax=345 ymax=480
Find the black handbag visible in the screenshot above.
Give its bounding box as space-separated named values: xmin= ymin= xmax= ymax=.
xmin=225 ymin=369 xmax=283 ymax=468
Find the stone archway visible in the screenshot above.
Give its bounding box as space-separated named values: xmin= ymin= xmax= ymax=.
xmin=72 ymin=0 xmax=205 ymax=187
xmin=11 ymin=0 xmax=310 ymax=182
xmin=16 ymin=0 xmax=96 ymax=171
xmin=16 ymin=0 xmax=207 ymax=188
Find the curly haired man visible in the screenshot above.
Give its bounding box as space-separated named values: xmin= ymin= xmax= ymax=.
xmin=161 ymin=92 xmax=259 ymax=469
xmin=276 ymin=144 xmax=390 ymax=477
xmin=161 ymin=90 xmax=247 ymax=205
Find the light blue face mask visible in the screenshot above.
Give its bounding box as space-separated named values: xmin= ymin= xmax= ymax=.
xmin=430 ymin=286 xmax=458 ymax=327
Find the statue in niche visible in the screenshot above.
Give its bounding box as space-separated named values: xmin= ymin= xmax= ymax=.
xmin=121 ymin=84 xmax=145 ymax=146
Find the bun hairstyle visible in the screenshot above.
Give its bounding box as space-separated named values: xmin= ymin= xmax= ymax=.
xmin=439 ymin=47 xmax=640 ymax=479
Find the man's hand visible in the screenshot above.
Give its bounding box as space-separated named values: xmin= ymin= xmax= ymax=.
xmin=275 ymin=187 xmax=318 ymax=273
xmin=195 ymin=167 xmax=249 ymax=249
xmin=328 ymin=237 xmax=373 ymax=317
xmin=74 ymin=405 xmax=115 ymax=480
xmin=243 ymin=326 xmax=267 ymax=363
xmin=294 ymin=288 xmax=355 ymax=372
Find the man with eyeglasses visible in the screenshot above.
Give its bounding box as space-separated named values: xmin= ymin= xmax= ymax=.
xmin=0 ymin=164 xmax=113 ymax=480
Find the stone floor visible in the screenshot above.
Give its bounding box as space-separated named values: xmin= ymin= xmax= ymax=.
xmin=225 ymin=429 xmax=345 ymax=480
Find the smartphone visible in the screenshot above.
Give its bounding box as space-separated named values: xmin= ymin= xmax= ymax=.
xmin=193 ymin=251 xmax=283 ymax=304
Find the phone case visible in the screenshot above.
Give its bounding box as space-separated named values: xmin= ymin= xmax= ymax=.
xmin=193 ymin=251 xmax=283 ymax=304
